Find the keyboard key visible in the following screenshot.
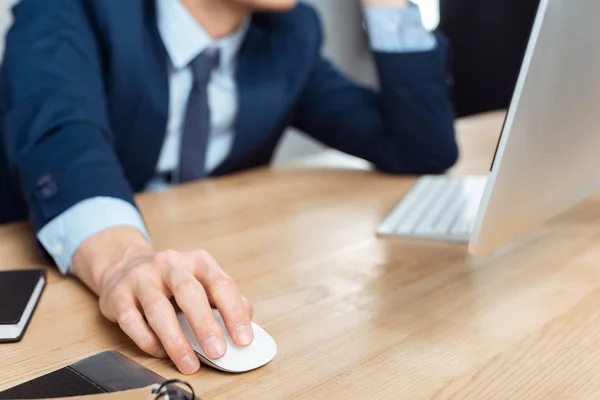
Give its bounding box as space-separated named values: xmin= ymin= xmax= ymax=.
xmin=378 ymin=177 xmax=433 ymax=235
xmin=414 ymin=179 xmax=460 ymax=236
xmin=393 ymin=177 xmax=447 ymax=234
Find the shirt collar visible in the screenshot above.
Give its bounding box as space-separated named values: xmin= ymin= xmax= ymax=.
xmin=156 ymin=0 xmax=249 ymax=73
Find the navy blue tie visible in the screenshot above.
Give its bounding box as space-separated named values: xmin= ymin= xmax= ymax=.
xmin=178 ymin=49 xmax=220 ymax=183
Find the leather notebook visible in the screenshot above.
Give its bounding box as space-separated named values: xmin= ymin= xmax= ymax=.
xmin=0 ymin=269 xmax=46 ymax=343
xmin=0 ymin=351 xmax=200 ymax=400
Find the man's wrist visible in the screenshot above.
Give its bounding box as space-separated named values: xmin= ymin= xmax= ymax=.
xmin=72 ymin=226 xmax=154 ymax=295
xmin=363 ymin=1 xmax=436 ymax=53
xmin=38 ymin=197 xmax=150 ymax=274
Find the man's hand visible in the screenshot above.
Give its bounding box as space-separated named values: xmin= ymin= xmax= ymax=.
xmin=72 ymin=227 xmax=253 ymax=375
xmin=361 ymin=0 xmax=410 ymax=7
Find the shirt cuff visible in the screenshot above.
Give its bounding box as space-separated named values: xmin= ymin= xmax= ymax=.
xmin=364 ymin=4 xmax=437 ymax=53
xmin=37 ymin=197 xmax=151 ymax=274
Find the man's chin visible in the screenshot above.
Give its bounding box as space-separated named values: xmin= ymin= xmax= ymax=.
xmin=242 ymin=0 xmax=299 ymax=12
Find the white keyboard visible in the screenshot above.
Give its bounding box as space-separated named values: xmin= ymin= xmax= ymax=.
xmin=377 ymin=176 xmax=487 ymax=242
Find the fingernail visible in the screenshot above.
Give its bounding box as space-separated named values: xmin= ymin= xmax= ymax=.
xmin=206 ymin=336 xmax=226 ymax=359
xmin=235 ymin=325 xmax=253 ymax=346
xmin=180 ymin=354 xmax=200 ymax=374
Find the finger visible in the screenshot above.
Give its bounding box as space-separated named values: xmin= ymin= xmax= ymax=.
xmin=189 ymin=250 xmax=254 ymax=347
xmin=242 ymin=296 xmax=254 ymax=320
xmin=167 ymin=265 xmax=227 ymax=360
xmin=137 ymin=285 xmax=200 ymax=375
xmin=115 ymin=301 xmax=168 ymax=359
xmin=206 ymin=293 xmax=254 ymax=320
xmin=100 ymin=287 xmax=168 ymax=359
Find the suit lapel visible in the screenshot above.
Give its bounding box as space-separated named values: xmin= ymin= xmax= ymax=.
xmin=127 ymin=0 xmax=170 ymax=190
xmin=213 ymin=18 xmax=287 ymax=175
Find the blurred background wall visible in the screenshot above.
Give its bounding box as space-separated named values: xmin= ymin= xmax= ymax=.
xmin=438 ymin=0 xmax=539 ymax=117
xmin=0 ymin=0 xmax=17 ymax=57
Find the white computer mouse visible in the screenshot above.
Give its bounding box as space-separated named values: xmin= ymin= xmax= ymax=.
xmin=177 ymin=309 xmax=277 ymax=373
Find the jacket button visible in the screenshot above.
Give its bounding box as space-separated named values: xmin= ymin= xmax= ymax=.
xmin=37 ymin=174 xmax=58 ymax=199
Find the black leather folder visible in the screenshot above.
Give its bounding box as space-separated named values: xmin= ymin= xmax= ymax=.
xmin=0 ymin=351 xmax=197 ymax=399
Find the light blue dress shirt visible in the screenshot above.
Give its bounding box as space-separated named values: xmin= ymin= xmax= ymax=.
xmin=38 ymin=1 xmax=436 ymax=274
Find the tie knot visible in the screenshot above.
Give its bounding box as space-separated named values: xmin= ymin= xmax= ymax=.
xmin=190 ymin=48 xmax=221 ymax=85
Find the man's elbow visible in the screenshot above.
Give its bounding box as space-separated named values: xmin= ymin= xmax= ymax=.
xmin=377 ymin=147 xmax=457 ymax=176
xmin=416 ymin=140 xmax=460 ymax=174
xmin=380 ymin=134 xmax=459 ymax=176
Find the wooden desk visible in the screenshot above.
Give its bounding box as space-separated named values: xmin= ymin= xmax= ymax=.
xmin=2 ymin=111 xmax=600 ymax=399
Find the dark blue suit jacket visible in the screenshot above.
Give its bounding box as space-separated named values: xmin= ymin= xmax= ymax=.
xmin=0 ymin=0 xmax=458 ymax=231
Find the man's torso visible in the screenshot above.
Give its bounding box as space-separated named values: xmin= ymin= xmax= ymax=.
xmin=0 ymin=0 xmax=323 ymax=223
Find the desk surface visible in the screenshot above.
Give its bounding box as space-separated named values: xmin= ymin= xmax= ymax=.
xmin=3 ymin=111 xmax=600 ymax=399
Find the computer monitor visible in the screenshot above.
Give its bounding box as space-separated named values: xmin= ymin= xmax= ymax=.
xmin=469 ymin=0 xmax=600 ymax=255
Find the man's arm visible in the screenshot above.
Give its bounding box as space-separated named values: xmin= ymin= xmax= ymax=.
xmin=291 ymin=1 xmax=457 ymax=174
xmin=1 ymin=0 xmax=252 ymax=374
xmin=1 ymin=0 xmax=150 ymax=275
xmin=2 ymin=2 xmax=136 ymax=233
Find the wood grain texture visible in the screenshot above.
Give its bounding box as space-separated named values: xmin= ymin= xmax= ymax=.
xmin=3 ymin=111 xmax=600 ymax=399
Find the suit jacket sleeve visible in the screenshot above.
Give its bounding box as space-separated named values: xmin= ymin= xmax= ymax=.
xmin=0 ymin=0 xmax=137 ymax=233
xmin=291 ymin=11 xmax=458 ymax=175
